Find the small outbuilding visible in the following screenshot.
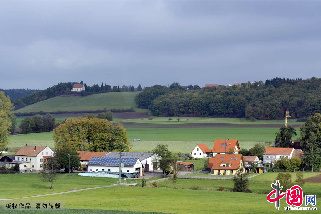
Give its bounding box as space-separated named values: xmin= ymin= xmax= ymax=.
xmin=178 ymin=162 xmax=194 ymax=171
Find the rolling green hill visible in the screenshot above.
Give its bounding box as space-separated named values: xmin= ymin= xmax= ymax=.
xmin=14 ymin=92 xmax=141 ymax=114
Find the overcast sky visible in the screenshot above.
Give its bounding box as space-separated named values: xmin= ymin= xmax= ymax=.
xmin=1 ymin=0 xmax=321 ymax=89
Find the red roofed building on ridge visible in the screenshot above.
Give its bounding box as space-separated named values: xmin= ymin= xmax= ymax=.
xmin=263 ymin=147 xmax=294 ymax=166
xmin=209 ymin=154 xmax=245 ymax=175
xmin=191 ymin=144 xmax=211 ymax=158
xmin=212 ymin=139 xmax=240 ymax=157
xmin=71 ymin=83 xmax=85 ymax=92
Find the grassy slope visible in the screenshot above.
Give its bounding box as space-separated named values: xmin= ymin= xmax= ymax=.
xmin=15 ymin=92 xmax=140 ymax=113
xmin=1 ymin=172 xmax=320 ymax=213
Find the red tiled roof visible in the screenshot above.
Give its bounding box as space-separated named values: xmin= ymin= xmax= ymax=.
xmin=212 ymin=139 xmax=239 ymax=153
xmin=77 ymin=151 xmax=108 ymax=161
xmin=197 ymin=144 xmax=211 ymax=153
xmin=209 ymin=154 xmax=243 ymax=170
xmin=15 ymin=146 xmax=47 ymax=157
xmin=73 ymin=83 xmax=84 ymax=88
xmin=265 ymin=147 xmax=293 ymax=156
xmin=292 ymin=149 xmax=304 ymax=159
xmin=243 ymin=156 xmax=258 ymax=163
xmin=205 ymin=84 xmax=219 ymax=87
xmin=179 ymin=162 xmax=194 ymax=166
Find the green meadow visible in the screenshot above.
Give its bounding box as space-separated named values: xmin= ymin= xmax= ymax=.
xmin=0 ymin=173 xmax=320 ymax=214
xmin=14 ymin=92 xmax=141 ymax=114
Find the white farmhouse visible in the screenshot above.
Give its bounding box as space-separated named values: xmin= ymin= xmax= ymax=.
xmin=104 ymin=152 xmax=159 ymax=172
xmin=14 ymin=145 xmax=54 ymax=172
xmin=191 ymin=144 xmax=211 ymax=158
xmin=263 ymin=147 xmax=294 ymax=166
xmin=87 ymin=157 xmax=142 ymax=178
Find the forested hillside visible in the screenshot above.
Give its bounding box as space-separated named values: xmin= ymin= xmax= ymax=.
xmin=0 ymin=89 xmax=37 ymax=101
xmin=135 ymin=77 xmax=321 ymax=120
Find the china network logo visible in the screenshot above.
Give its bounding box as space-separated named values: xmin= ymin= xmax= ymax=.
xmin=267 ymin=180 xmax=317 ymax=211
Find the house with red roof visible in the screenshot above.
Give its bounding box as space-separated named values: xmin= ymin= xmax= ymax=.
xmin=77 ymin=151 xmax=108 ymax=168
xmin=71 ymin=83 xmax=85 ymax=92
xmin=191 ymin=144 xmax=211 ymax=158
xmin=243 ymin=156 xmax=263 ymax=173
xmin=212 ymin=139 xmax=240 ymax=157
xmin=263 ymin=147 xmax=294 ymax=166
xmin=14 ymin=145 xmax=54 ymax=172
xmin=209 ymin=154 xmax=245 ymax=175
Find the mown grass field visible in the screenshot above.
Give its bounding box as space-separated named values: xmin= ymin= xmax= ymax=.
xmin=0 ymin=172 xmax=320 ymax=213
xmin=14 ymin=92 xmax=141 ymax=114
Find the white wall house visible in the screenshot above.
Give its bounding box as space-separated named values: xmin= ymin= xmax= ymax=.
xmin=190 ymin=144 xmax=211 ymax=158
xmin=15 ymin=145 xmax=54 ymax=172
xmin=87 ymin=157 xmax=142 ymax=177
xmin=263 ymin=147 xmax=294 ymax=165
xmin=104 ymin=152 xmax=160 ymax=172
xmin=71 ymin=83 xmax=85 ymax=92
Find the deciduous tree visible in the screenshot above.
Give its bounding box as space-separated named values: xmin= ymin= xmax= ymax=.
xmin=0 ymin=92 xmax=13 ymax=155
xmin=53 ymin=117 xmax=130 ymax=152
xmin=275 ymin=126 xmax=297 ymax=147
xmin=300 ymin=113 xmax=321 ymax=172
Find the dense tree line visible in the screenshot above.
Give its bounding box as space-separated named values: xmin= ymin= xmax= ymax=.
xmin=20 ymin=114 xmax=55 ymax=134
xmin=0 ymin=89 xmax=37 ymax=101
xmin=135 ymin=78 xmax=321 ymax=120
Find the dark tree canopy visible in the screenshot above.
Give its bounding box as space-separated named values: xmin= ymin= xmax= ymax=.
xmin=275 ymin=126 xmax=297 ymax=147
xmin=300 ymin=113 xmax=321 ymax=171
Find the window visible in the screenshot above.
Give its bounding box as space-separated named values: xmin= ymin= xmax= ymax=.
xmin=231 ymin=158 xmax=234 ymax=160
xmin=40 ymin=164 xmax=43 ymax=168
xmin=24 ymin=165 xmax=27 ymax=167
xmin=226 ymin=164 xmax=229 ymax=167
xmin=30 ymin=158 xmax=31 ymax=161
xmin=96 ymin=169 xmax=98 ymax=171
xmin=197 ymin=148 xmax=199 ymax=151
xmin=40 ymin=159 xmax=43 ymax=162
xmin=102 ymin=169 xmax=105 ymax=171
xmin=32 ymin=165 xmax=34 ymax=168
xmin=221 ymin=157 xmax=224 ymax=160
xmin=90 ymin=169 xmax=92 ymax=172
xmin=231 ymin=170 xmax=233 ymax=174
xmin=194 ymin=153 xmax=196 ymax=155
xmin=221 ymin=143 xmax=227 ymax=146
xmin=127 ymin=170 xmax=129 ymax=172
xmin=22 ymin=157 xmax=24 ymax=161
xmin=46 ymin=152 xmax=48 ymax=155
xmin=200 ymin=153 xmax=202 ymax=155
xmin=18 ymin=157 xmax=19 ymax=160
xmin=235 ymin=158 xmax=238 ymax=160
xmin=108 ymin=169 xmax=110 ymax=172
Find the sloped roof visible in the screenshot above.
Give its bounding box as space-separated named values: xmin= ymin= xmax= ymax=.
xmin=209 ymin=154 xmax=243 ymax=170
xmin=88 ymin=157 xmax=139 ymax=167
xmin=178 ymin=162 xmax=194 ymax=166
xmin=77 ymin=151 xmax=108 ymax=161
xmin=212 ymin=139 xmax=239 ymax=153
xmin=15 ymin=146 xmax=47 ymax=157
xmin=197 ymin=144 xmax=211 ymax=153
xmin=104 ymin=152 xmax=154 ymax=161
xmin=265 ymin=147 xmax=293 ymax=156
xmin=292 ymin=149 xmax=304 ymax=159
xmin=243 ymin=156 xmax=259 ymax=163
xmin=73 ymin=83 xmax=84 ymax=88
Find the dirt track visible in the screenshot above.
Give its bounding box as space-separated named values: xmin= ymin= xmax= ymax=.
xmin=305 ymin=174 xmax=321 ymax=183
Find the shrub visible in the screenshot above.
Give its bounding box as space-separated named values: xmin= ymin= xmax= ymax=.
xmin=218 ymin=186 xmax=225 ymax=191
xmin=295 ymin=171 xmax=305 ymax=188
xmin=152 ymin=182 xmax=158 ymax=188
xmin=276 ymin=172 xmax=293 ymax=190
xmin=141 ymin=177 xmax=147 ymax=187
xmin=233 ymin=172 xmax=250 ymax=192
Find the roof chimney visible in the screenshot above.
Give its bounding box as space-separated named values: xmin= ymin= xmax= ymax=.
xmin=34 ymin=146 xmax=36 ymax=151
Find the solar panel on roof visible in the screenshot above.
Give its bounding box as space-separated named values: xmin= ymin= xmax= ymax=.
xmin=88 ymin=157 xmax=138 ymax=166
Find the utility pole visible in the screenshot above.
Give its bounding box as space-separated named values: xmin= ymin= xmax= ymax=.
xmin=68 ymin=154 xmax=71 ymax=174
xmin=285 ymin=110 xmax=291 ymax=127
xmin=119 ymin=151 xmax=122 ymax=184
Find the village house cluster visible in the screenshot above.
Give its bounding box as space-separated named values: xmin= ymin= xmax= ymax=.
xmin=191 ymin=139 xmax=303 ymax=175
xmin=0 ymin=138 xmax=304 ymax=177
